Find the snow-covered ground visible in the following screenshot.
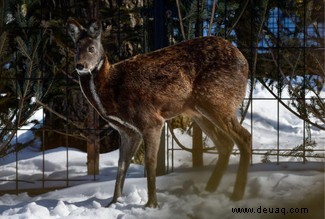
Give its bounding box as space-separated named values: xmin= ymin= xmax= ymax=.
xmin=0 ymin=82 xmax=324 ymax=218
xmin=0 ymin=149 xmax=324 ymax=219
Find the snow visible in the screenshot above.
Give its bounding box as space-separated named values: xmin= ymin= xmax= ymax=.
xmin=0 ymin=83 xmax=324 ymax=218
xmin=0 ymin=161 xmax=323 ymax=218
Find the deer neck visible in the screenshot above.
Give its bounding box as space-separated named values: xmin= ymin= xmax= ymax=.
xmin=78 ymin=55 xmax=115 ymax=118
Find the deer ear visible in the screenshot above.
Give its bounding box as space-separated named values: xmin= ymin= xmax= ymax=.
xmin=88 ymin=20 xmax=102 ymax=39
xmin=67 ymin=18 xmax=84 ymax=43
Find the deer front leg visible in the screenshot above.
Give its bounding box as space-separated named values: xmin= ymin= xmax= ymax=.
xmin=143 ymin=125 xmax=163 ymax=208
xmin=107 ymin=130 xmax=142 ymax=207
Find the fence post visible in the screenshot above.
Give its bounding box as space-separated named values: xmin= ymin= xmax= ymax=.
xmin=192 ymin=122 xmax=203 ymax=167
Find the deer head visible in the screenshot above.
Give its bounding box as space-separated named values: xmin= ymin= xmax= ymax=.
xmin=67 ymin=18 xmax=105 ymax=75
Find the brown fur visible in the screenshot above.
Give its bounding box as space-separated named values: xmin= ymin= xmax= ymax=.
xmin=67 ymin=18 xmax=251 ymax=208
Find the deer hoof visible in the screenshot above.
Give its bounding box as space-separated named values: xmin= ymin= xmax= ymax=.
xmin=106 ymin=198 xmax=121 ymax=208
xmin=145 ymin=201 xmax=158 ymax=208
xmin=230 ymin=193 xmax=243 ymax=202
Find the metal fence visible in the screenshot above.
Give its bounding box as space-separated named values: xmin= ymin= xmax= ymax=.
xmin=0 ymin=0 xmax=324 ymax=196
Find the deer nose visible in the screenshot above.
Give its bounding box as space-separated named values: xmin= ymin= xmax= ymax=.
xmin=76 ymin=64 xmax=84 ymax=70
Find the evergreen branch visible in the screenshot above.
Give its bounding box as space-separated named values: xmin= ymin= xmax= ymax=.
xmin=0 ymin=131 xmax=17 ymax=156
xmin=15 ymin=36 xmax=31 ymax=60
xmin=0 ymin=32 xmax=8 ymax=57
xmin=0 ymin=104 xmax=39 ymax=155
xmin=20 ymin=37 xmax=41 ymax=110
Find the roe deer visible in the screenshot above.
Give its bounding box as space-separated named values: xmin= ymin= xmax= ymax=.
xmin=67 ymin=18 xmax=251 ymax=208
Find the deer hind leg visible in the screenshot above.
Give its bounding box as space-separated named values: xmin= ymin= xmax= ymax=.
xmin=142 ymin=123 xmax=164 ymax=208
xmin=193 ymin=116 xmax=234 ymax=193
xmin=107 ymin=129 xmax=142 ymax=207
xmin=195 ymin=106 xmax=251 ymax=201
xmin=228 ymin=117 xmax=251 ymax=201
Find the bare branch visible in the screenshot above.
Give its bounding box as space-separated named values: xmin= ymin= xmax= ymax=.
xmin=176 ymin=0 xmax=186 ymax=40
xmin=167 ymin=122 xmax=192 ymax=152
xmin=207 ymin=0 xmax=217 ymax=36
xmin=258 ymin=79 xmax=324 ymax=130
xmin=167 ymin=122 xmax=217 ymax=153
xmin=35 ymin=99 xmax=85 ymax=130
xmin=226 ymin=0 xmax=249 ymax=37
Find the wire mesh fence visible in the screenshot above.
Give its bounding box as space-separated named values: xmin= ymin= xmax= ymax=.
xmin=0 ymin=0 xmax=324 ymax=196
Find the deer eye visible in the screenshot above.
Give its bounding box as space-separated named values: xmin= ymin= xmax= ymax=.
xmin=89 ymin=46 xmax=95 ymax=53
